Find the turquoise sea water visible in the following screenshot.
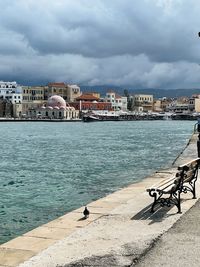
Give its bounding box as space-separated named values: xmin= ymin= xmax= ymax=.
xmin=0 ymin=120 xmax=195 ymax=243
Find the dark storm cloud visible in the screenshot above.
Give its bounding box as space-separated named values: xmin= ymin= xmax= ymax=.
xmin=0 ymin=0 xmax=200 ymax=88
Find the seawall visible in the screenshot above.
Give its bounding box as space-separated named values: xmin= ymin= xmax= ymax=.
xmin=0 ymin=133 xmax=199 ymax=267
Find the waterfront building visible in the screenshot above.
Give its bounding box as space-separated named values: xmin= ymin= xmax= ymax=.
xmin=189 ymin=96 xmax=200 ymax=113
xmin=73 ymin=93 xmax=112 ymax=111
xmin=47 ymin=83 xmax=66 ymax=99
xmin=153 ymin=98 xmax=175 ymax=112
xmin=22 ymin=86 xmax=46 ymax=115
xmin=47 ymin=83 xmax=81 ymax=102
xmin=0 ymin=98 xmax=13 ymax=117
xmin=28 ymin=95 xmax=79 ymax=120
xmin=0 ymin=81 xmax=22 ymax=104
xmin=76 ymin=93 xmax=100 ymax=102
xmin=0 ymin=81 xmax=22 ymax=117
xmin=153 ymin=100 xmax=163 ymax=112
xmin=66 ymin=84 xmax=81 ymax=102
xmin=22 ymin=86 xmax=45 ymax=102
xmin=105 ymin=90 xmax=127 ymax=111
xmin=167 ymin=102 xmax=190 ymax=113
xmin=132 ymin=94 xmax=153 ymax=112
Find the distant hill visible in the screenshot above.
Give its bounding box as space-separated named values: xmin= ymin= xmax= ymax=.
xmin=80 ymin=85 xmax=200 ymax=98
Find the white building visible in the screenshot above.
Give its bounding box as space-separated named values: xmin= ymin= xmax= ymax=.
xmin=105 ymin=90 xmax=127 ymax=111
xmin=0 ymin=81 xmax=22 ymax=117
xmin=0 ymin=81 xmax=22 ymax=104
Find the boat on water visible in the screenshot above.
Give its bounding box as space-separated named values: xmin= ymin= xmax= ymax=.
xmin=82 ymin=111 xmax=121 ymax=122
xmin=82 ymin=114 xmax=101 ymax=122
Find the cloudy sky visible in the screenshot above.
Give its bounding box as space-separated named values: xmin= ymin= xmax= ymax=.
xmin=1 ymin=0 xmax=200 ymax=88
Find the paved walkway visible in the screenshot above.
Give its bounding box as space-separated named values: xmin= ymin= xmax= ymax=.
xmin=0 ymin=133 xmax=198 ymax=267
xmin=135 ymin=198 xmax=200 ymax=267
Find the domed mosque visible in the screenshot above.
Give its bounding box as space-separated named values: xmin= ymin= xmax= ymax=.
xmin=29 ymin=95 xmax=79 ymax=120
xmin=47 ymin=95 xmax=67 ymax=109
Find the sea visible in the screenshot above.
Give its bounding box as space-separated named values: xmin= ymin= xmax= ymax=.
xmin=0 ymin=120 xmax=195 ymax=244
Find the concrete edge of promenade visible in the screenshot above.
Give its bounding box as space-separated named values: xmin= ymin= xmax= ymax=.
xmin=0 ymin=132 xmax=199 ymax=267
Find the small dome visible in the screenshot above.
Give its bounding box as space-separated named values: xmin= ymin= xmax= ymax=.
xmin=41 ymin=106 xmax=46 ymax=109
xmin=54 ymin=106 xmax=60 ymax=110
xmin=47 ymin=95 xmax=66 ymax=109
xmin=60 ymin=106 xmax=66 ymax=110
xmin=47 ymin=106 xmax=53 ymax=109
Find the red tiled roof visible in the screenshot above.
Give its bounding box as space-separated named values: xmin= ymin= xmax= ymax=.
xmin=76 ymin=94 xmax=100 ymax=101
xmin=48 ymin=82 xmax=66 ymax=88
xmin=115 ymin=94 xmax=122 ymax=99
xmin=85 ymin=92 xmax=99 ymax=94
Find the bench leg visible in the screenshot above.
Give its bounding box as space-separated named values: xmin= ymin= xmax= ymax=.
xmin=149 ymin=192 xmax=157 ymax=213
xmin=176 ymin=202 xmax=181 ymax=214
xmin=182 ymin=181 xmax=197 ymax=199
xmin=175 ymin=191 xmax=182 ymax=214
xmin=192 ymin=181 xmax=196 ymax=199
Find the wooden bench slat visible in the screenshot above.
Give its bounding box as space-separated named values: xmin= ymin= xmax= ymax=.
xmin=146 ymin=176 xmax=177 ymax=191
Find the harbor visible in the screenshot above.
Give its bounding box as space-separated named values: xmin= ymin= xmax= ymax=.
xmin=0 ymin=121 xmax=197 ymax=266
xmin=0 ymin=126 xmax=198 ymax=266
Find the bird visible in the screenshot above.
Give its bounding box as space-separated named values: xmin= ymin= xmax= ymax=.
xmin=198 ymin=32 xmax=200 ymax=37
xmin=83 ymin=206 xmax=90 ymax=219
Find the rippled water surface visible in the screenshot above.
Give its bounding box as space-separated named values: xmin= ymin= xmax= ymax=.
xmin=0 ymin=120 xmax=195 ymax=243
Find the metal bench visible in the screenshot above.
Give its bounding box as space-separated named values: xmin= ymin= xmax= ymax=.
xmin=147 ymin=158 xmax=200 ymax=213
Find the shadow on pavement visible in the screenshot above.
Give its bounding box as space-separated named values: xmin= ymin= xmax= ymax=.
xmin=131 ymin=203 xmax=179 ymax=225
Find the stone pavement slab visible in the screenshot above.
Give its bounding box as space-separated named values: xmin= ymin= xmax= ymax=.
xmin=1 ymin=237 xmax=56 ymax=253
xmin=23 ymin=226 xmax=75 ymax=240
xmin=0 ymin=248 xmax=35 ymax=267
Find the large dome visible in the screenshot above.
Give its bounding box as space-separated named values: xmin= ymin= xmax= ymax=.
xmin=47 ymin=95 xmax=66 ymax=109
